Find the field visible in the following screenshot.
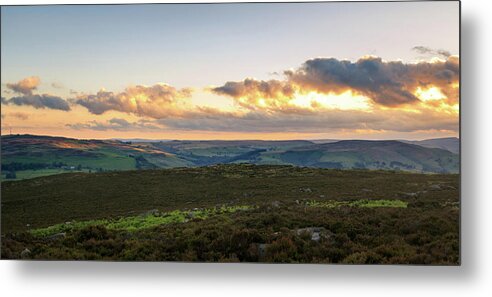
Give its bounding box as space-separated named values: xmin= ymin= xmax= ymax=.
xmin=1 ymin=164 xmax=459 ymax=264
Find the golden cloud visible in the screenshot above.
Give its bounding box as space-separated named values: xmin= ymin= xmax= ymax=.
xmin=6 ymin=76 xmax=41 ymax=95
xmin=211 ymin=55 xmax=459 ymax=109
xmin=73 ymin=83 xmax=193 ymax=118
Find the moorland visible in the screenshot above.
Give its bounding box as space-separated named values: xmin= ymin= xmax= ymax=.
xmin=1 ymin=162 xmax=459 ymax=264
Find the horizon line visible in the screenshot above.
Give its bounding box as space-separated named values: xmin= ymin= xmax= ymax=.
xmin=0 ymin=133 xmax=460 ymax=142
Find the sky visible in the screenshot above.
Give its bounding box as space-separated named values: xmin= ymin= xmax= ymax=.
xmin=1 ymin=2 xmax=460 ymax=140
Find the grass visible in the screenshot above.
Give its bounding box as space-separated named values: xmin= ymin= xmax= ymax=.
xmin=3 ymin=150 xmax=136 ymax=171
xmin=1 ymin=164 xmax=458 ymax=234
xmin=307 ymin=199 xmax=408 ymax=208
xmin=30 ymin=205 xmax=252 ymax=237
xmin=1 ymin=164 xmax=459 ymax=264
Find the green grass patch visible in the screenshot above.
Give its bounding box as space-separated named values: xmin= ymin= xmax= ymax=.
xmin=307 ymin=199 xmax=408 ymax=208
xmin=30 ymin=205 xmax=252 ymax=237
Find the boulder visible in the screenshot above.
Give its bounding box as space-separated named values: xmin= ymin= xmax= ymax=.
xmin=295 ymin=227 xmax=333 ymax=242
xmin=258 ymin=243 xmax=269 ymax=258
xmin=20 ymin=248 xmax=31 ymax=259
xmin=429 ymin=184 xmax=442 ymax=191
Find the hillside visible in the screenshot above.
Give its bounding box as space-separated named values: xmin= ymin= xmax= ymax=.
xmin=1 ymin=164 xmax=459 ymax=263
xmin=268 ymin=140 xmax=459 ymax=173
xmin=402 ymin=137 xmax=459 ymax=154
xmin=1 ymin=135 xmax=459 ymax=180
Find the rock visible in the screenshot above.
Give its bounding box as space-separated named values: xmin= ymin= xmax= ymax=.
xmin=319 ymin=195 xmax=325 ymax=198
xmin=20 ymin=248 xmax=31 ymax=259
xmin=47 ymin=232 xmax=66 ymax=241
xmin=271 ymin=201 xmax=281 ymax=208
xmin=429 ymin=184 xmax=442 ymax=191
xmin=299 ymin=187 xmax=312 ymax=193
xmin=295 ymin=227 xmax=332 ymax=242
xmin=400 ymin=192 xmax=418 ymax=198
xmin=140 ymin=209 xmax=159 ymax=217
xmin=295 ymin=199 xmax=300 ymax=205
xmin=258 ymin=243 xmax=269 ymax=258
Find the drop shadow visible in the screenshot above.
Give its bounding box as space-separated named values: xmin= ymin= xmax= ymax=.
xmin=8 ymin=9 xmax=479 ymax=285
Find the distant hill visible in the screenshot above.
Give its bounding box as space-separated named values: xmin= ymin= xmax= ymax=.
xmin=402 ymin=137 xmax=459 ymax=154
xmin=264 ymin=140 xmax=459 ymax=173
xmin=1 ymin=134 xmax=459 ymax=180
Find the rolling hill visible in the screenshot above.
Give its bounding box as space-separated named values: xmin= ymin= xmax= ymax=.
xmin=258 ymin=140 xmax=459 ymax=173
xmin=402 ymin=137 xmax=459 ymax=154
xmin=1 ymin=134 xmax=459 ymax=180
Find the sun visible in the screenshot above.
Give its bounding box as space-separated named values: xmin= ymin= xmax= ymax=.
xmin=290 ymin=90 xmax=371 ymax=110
xmin=415 ymin=86 xmax=446 ymax=101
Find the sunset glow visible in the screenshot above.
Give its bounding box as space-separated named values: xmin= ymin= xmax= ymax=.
xmin=289 ymin=91 xmax=371 ymax=111
xmin=415 ymin=86 xmax=447 ymax=101
xmin=1 ymin=3 xmax=459 ymax=140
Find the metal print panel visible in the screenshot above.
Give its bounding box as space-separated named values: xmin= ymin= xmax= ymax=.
xmin=0 ymin=1 xmax=460 ymax=264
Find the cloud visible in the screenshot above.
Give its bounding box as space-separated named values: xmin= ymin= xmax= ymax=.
xmin=412 ymin=46 xmax=451 ymax=58
xmin=72 ymin=83 xmax=193 ymax=118
xmin=6 ymin=76 xmax=41 ymax=95
xmin=2 ymin=94 xmax=71 ymax=111
xmin=211 ymin=79 xmax=295 ymax=110
xmin=67 ymin=100 xmax=456 ymax=134
xmin=157 ymin=108 xmax=457 ymax=133
xmin=51 ymin=82 xmax=65 ymax=89
xmin=211 ymin=55 xmax=459 ymax=108
xmin=4 ymin=112 xmax=30 ymax=120
xmin=4 ymin=54 xmax=458 ymax=136
xmin=67 ymin=118 xmax=163 ymax=131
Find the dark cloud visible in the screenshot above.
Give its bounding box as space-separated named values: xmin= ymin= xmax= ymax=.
xmin=72 ymin=84 xmax=193 ymax=118
xmin=6 ymin=76 xmax=41 ymax=95
xmin=288 ymin=56 xmax=459 ymax=106
xmin=213 ymin=78 xmax=294 ymax=99
xmin=211 ymin=55 xmax=459 ymax=108
xmin=2 ymin=94 xmax=71 ymax=111
xmin=412 ymin=46 xmax=451 ymax=58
